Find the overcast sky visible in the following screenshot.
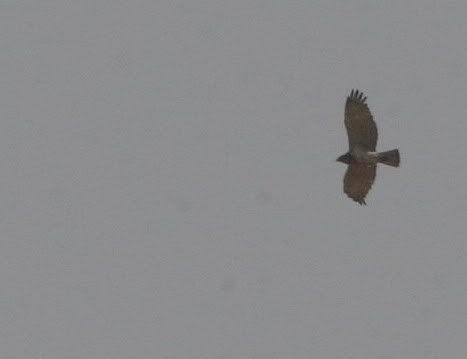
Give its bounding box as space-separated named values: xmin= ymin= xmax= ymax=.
xmin=1 ymin=2 xmax=467 ymax=358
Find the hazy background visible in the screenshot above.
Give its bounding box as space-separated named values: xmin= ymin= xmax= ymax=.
xmin=1 ymin=2 xmax=467 ymax=358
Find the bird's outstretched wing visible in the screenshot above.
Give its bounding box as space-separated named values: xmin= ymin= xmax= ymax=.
xmin=343 ymin=164 xmax=376 ymax=205
xmin=345 ymin=89 xmax=378 ymax=151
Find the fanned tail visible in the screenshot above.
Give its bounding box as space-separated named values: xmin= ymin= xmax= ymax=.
xmin=377 ymin=149 xmax=400 ymax=167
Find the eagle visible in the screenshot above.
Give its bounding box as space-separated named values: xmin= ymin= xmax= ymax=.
xmin=337 ymin=89 xmax=400 ymax=205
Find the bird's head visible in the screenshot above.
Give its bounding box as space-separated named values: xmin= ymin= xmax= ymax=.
xmin=336 ymin=152 xmax=351 ymax=164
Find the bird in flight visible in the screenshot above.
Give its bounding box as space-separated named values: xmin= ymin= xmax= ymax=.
xmin=337 ymin=89 xmax=400 ymax=205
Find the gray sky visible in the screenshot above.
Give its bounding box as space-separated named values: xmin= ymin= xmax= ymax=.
xmin=1 ymin=2 xmax=467 ymax=358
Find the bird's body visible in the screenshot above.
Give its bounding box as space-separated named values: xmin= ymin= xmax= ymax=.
xmin=337 ymin=89 xmax=400 ymax=204
xmin=351 ymin=144 xmax=378 ymax=164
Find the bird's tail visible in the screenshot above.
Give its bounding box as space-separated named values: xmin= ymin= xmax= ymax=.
xmin=377 ymin=149 xmax=400 ymax=167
